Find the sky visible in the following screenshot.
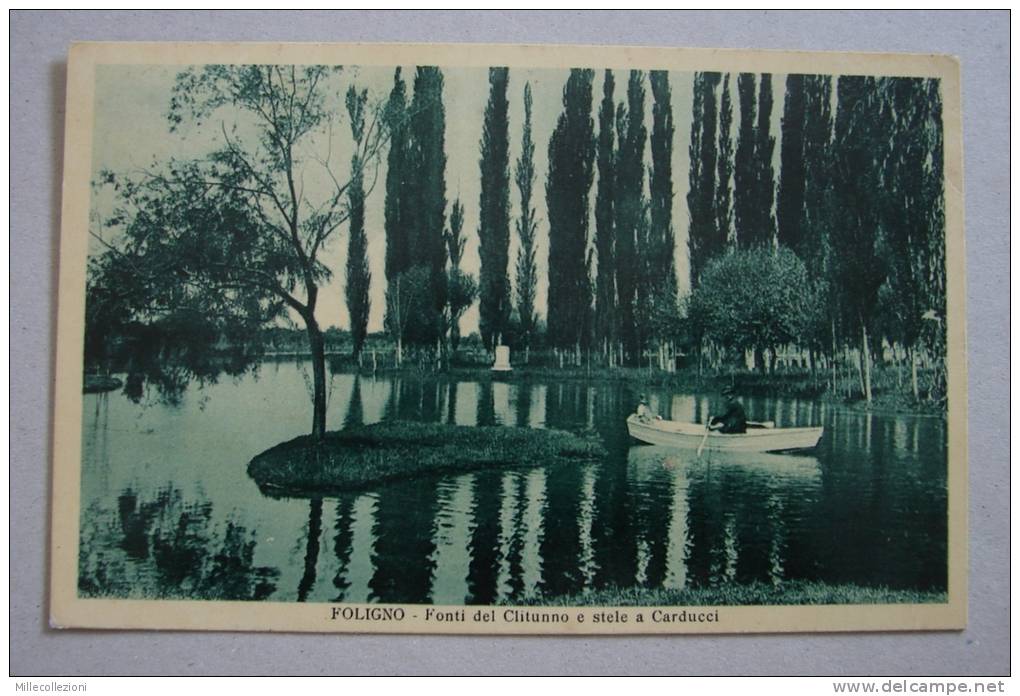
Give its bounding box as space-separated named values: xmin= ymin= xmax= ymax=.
xmin=89 ymin=64 xmax=785 ymax=335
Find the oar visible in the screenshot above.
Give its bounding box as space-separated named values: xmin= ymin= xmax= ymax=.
xmin=697 ymin=423 xmax=710 ymax=458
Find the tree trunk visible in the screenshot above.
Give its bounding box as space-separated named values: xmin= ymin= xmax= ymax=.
xmin=860 ymin=322 xmax=873 ymax=403
xmin=754 ymin=346 xmax=766 ymax=374
xmin=910 ymin=345 xmax=919 ymax=401
xmin=830 ymin=320 xmax=837 ymax=395
xmin=306 ymin=317 xmax=328 ymax=440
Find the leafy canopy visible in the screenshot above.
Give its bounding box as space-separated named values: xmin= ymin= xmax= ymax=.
xmin=688 ymin=247 xmax=814 ymax=353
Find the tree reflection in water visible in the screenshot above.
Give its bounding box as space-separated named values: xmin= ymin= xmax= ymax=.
xmin=78 ymin=486 xmax=278 ymax=600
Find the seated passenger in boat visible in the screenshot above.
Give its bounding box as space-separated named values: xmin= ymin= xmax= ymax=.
xmin=708 ymin=388 xmax=747 ymax=434
xmin=636 ymin=395 xmax=656 ymax=422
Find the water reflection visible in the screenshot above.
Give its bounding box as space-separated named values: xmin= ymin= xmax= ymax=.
xmin=79 ymin=486 xmax=279 ymax=600
xmin=79 ymin=363 xmax=948 ymax=604
xmin=296 ymin=498 xmax=323 ymax=602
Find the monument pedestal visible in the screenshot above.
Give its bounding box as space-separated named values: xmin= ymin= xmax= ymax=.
xmin=491 ymin=345 xmax=512 ymax=372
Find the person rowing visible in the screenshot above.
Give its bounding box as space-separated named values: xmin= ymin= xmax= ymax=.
xmin=635 ymin=394 xmax=661 ymax=422
xmin=708 ymin=387 xmax=747 ymax=434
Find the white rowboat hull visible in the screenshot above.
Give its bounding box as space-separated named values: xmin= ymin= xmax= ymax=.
xmin=626 ymin=415 xmax=823 ymax=452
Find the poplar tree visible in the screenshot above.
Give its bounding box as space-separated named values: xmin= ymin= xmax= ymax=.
xmin=477 ymin=67 xmax=512 ymax=350
xmin=383 ymin=69 xmax=411 ymax=361
xmin=594 ymin=70 xmax=617 ymax=359
xmin=648 ymin=70 xmax=677 ymax=296
xmin=777 ymin=74 xmax=807 ymax=252
xmin=383 ymin=69 xmax=410 ymax=284
xmin=795 ymin=75 xmax=835 ymax=366
xmin=647 ymin=70 xmax=678 ymax=362
xmin=800 ymin=75 xmax=835 ymax=282
xmin=405 ymin=66 xmax=448 ymax=347
xmin=344 ymin=86 xmax=371 ymax=360
xmin=878 ymin=77 xmax=946 ymax=400
xmin=752 ymin=73 xmax=778 ymax=247
xmin=687 ymin=72 xmax=721 ymax=289
xmin=445 ymin=199 xmax=476 ymax=352
xmin=546 ymin=69 xmax=595 ymax=354
xmin=715 ymin=73 xmax=734 ymax=248
xmin=733 ymin=73 xmax=757 ymax=247
xmin=514 ymin=82 xmax=538 ymax=356
xmin=614 ymin=70 xmax=646 ymax=363
xmin=831 ymin=75 xmax=888 ymax=402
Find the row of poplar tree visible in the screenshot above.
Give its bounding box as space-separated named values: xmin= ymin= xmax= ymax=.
xmin=362 ymin=67 xmax=684 ymax=369
xmin=366 ymin=66 xmax=542 ymax=365
xmin=348 ymin=66 xmax=945 ymax=400
xmin=686 ymin=72 xmax=945 ymax=401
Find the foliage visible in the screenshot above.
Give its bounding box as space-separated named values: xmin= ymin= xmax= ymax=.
xmin=444 ymin=198 xmax=475 ymax=351
xmin=514 ymin=82 xmax=539 ymax=351
xmin=384 ymin=266 xmax=433 ymax=349
xmin=614 ymin=70 xmax=647 ymax=361
xmin=752 ymin=73 xmax=777 ymax=245
xmin=775 ymin=75 xmax=835 ymax=355
xmin=687 ymin=72 xmax=722 ymax=289
xmin=445 ymin=198 xmax=466 ymax=268
xmin=344 ymin=85 xmax=371 ymax=358
xmin=383 ymin=68 xmax=411 ymax=284
xmin=403 ymin=66 xmax=449 ymax=347
xmin=90 ymin=65 xmax=388 ymax=438
xmin=446 ymin=267 xmax=479 ymax=352
xmin=477 ymin=67 xmax=512 ymax=350
xmin=830 ymin=76 xmax=888 ymax=349
xmin=777 ymin=74 xmax=807 ymax=250
xmin=545 ymin=69 xmax=596 ymax=351
xmin=593 ymin=70 xmax=617 ymax=352
xmin=734 ymin=73 xmax=777 ymax=248
xmin=645 ymin=70 xmax=678 ymax=351
xmin=876 ymin=78 xmax=946 ymax=352
xmin=733 ymin=72 xmax=757 ymax=247
xmin=687 ymin=247 xmax=814 ymax=361
xmin=714 ymin=73 xmax=734 ymax=247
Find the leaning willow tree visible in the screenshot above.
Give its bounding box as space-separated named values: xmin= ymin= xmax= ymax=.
xmin=89 ymin=66 xmax=387 ymax=440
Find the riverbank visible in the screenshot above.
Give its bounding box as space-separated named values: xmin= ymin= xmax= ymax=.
xmin=247 ymin=421 xmax=606 ymax=496
xmin=516 ymin=581 xmax=947 ymax=607
xmin=324 ymin=361 xmax=946 ymax=417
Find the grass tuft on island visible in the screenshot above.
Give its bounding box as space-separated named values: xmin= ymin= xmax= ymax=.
xmin=248 ymin=421 xmax=607 ymax=496
xmin=515 ymin=581 xmax=947 ymax=607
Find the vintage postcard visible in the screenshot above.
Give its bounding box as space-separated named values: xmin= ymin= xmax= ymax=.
xmin=51 ymin=42 xmax=966 ymax=634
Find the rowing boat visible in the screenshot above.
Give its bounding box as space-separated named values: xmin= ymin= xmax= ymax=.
xmin=626 ymin=414 xmax=823 ymax=453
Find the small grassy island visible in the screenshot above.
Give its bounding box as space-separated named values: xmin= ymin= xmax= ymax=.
xmin=248 ymin=421 xmax=607 ymax=496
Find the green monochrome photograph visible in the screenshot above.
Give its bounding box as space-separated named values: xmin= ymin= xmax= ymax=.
xmin=50 ymin=42 xmax=966 ymax=634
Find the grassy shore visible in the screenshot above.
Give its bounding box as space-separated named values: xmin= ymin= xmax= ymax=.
xmin=515 ymin=581 xmax=947 ymax=607
xmin=248 ymin=421 xmax=606 ymax=496
xmin=331 ymin=361 xmax=946 ymax=417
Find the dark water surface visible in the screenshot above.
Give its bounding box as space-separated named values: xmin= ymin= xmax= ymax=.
xmin=79 ymin=361 xmax=947 ymax=604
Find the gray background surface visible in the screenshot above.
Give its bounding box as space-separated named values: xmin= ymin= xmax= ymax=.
xmin=11 ymin=10 xmax=1009 ymax=676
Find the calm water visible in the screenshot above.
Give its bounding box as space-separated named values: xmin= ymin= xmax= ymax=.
xmin=78 ymin=360 xmax=947 ymax=604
